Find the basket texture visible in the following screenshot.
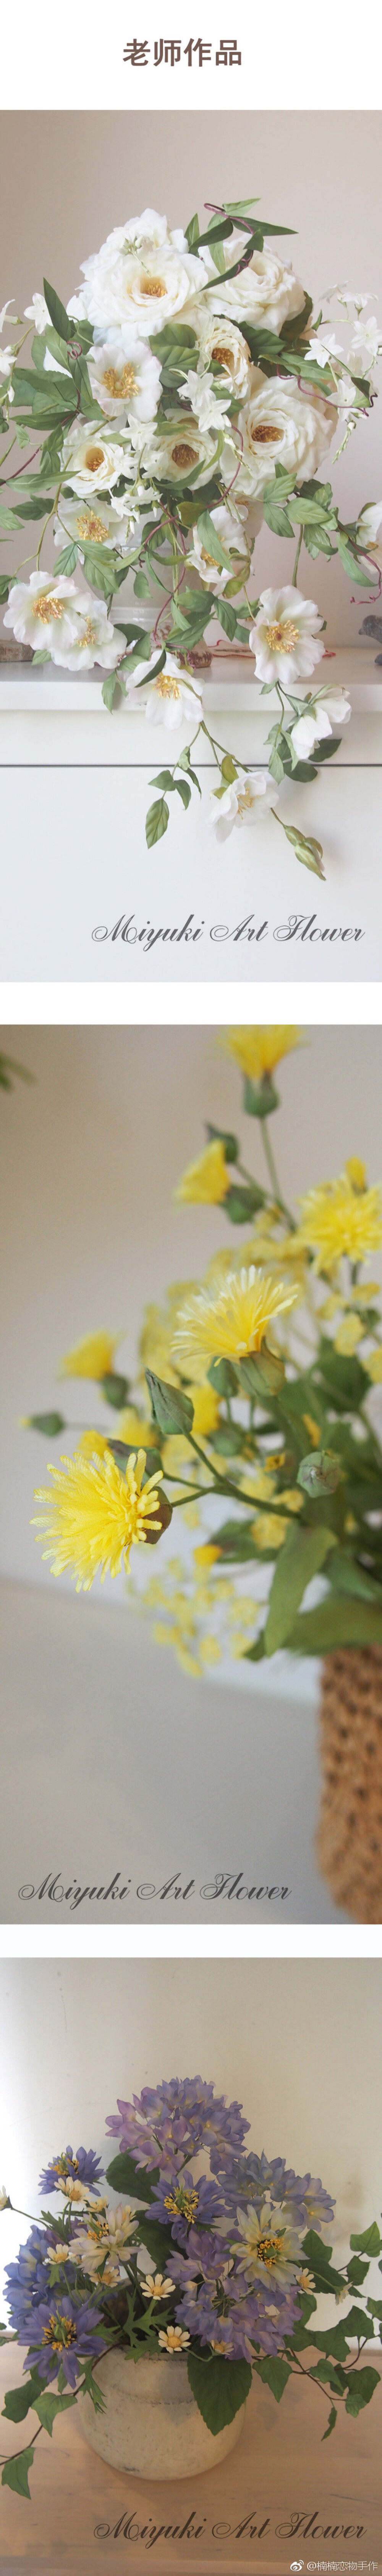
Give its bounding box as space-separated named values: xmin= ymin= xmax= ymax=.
xmin=317 ymin=1646 xmax=382 ymax=1923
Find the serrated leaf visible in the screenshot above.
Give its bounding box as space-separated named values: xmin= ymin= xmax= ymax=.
xmin=145 ymin=797 xmax=169 ymax=848
xmin=105 ymin=2150 xmax=160 ymax=2201
xmin=264 ymin=1522 xmax=334 ymax=1654
xmin=187 ymin=2351 xmax=251 ymax=2434
xmin=253 ymin=2354 xmax=291 ymax=2401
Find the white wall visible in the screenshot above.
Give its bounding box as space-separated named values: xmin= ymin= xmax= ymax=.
xmin=1 ymin=110 xmax=381 ymax=641
xmin=1 ymin=1021 xmax=382 ymax=1594
xmin=1 ymin=1956 xmax=381 ymax=2309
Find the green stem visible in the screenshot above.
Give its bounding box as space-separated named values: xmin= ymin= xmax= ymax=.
xmin=291 ymin=527 xmax=303 ymax=586
xmin=261 ymin=1120 xmax=295 ymax=1227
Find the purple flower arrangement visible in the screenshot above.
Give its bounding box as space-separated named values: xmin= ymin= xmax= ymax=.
xmin=1 ymin=2077 xmax=380 ymax=2500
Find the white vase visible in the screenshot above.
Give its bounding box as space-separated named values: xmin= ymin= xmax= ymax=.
xmin=78 ymin=2347 xmax=247 ymax=2481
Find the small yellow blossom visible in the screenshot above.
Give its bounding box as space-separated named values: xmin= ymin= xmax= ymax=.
xmin=296 ymin=1170 xmax=382 ymax=1274
xmin=173 ymin=1266 xmax=297 ymax=1380
xmin=303 ymin=1414 xmax=321 ymax=1446
xmin=78 ymin=1428 xmax=109 ymax=1461
xmin=141 ymin=2273 xmax=172 ymax=2302
xmin=138 ymin=1286 xmax=196 ymax=1388
xmin=189 ymin=1382 xmax=220 ymax=1438
xmin=345 ymin=1158 xmax=366 ymax=1190
xmin=174 ymin=1138 xmax=231 ymax=1206
xmin=32 ymin=1446 xmax=164 ymax=1591
xmin=58 ymin=1331 xmax=120 ymax=1382
xmin=158 ymin=2325 xmax=190 ymax=2352
xmin=193 ymin=1543 xmax=221 ymax=1571
xmin=251 ymin=1512 xmax=287 ymax=1550
xmin=334 ymin=1311 xmax=364 ymax=1355
xmin=365 ymin=1349 xmax=382 ymax=1382
xmin=220 ymin=1026 xmax=303 ymax=1082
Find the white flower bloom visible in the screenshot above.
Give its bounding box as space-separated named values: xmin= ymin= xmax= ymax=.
xmin=24 ymin=291 xmax=50 ymax=333
xmin=60 ymin=421 xmax=129 ymax=494
xmin=0 ymin=348 xmax=15 ymax=393
xmin=187 ymin=502 xmax=249 ymax=591
xmin=3 ymin=571 xmax=81 ymax=651
xmin=232 ymin=2200 xmax=303 ymax=2287
xmin=141 ymin=2272 xmax=172 ymax=2301
xmin=290 ymin=686 xmax=351 ymax=754
xmin=51 ymin=2242 xmax=70 ymax=2263
xmin=350 ymin=314 xmax=382 ymax=367
xmin=209 ymin=768 xmax=276 ymax=842
xmin=206 ymin=245 xmax=306 ymax=335
xmin=233 ymin=372 xmax=334 ymax=496
xmin=141 ymin=411 xmax=217 ymax=487
xmin=249 ymin=586 xmax=325 ymax=685
xmin=54 ymin=496 xmax=134 ymax=554
xmin=186 ymin=304 xmax=253 ymax=399
xmin=356 ymin=500 xmax=382 ymax=548
xmin=326 ymin=285 xmax=372 ymax=314
xmin=87 ymin=331 xmax=161 ymax=423
xmin=127 ymin=649 xmax=203 ymax=732
xmin=158 ymin=2324 xmax=190 ymax=2352
xmin=76 ymin=209 xmax=208 ymax=338
xmin=308 ymin=330 xmax=343 ymax=367
xmin=47 ymin=590 xmax=122 ymax=671
xmin=178 ymin=363 xmax=232 ymax=435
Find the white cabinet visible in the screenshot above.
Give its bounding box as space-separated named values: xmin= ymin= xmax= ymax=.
xmin=1 ymin=649 xmax=381 ymax=979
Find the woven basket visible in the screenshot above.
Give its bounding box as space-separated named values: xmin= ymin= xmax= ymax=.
xmin=316 ymin=1646 xmax=382 ymax=1922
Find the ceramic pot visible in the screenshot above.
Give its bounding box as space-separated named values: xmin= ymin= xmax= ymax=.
xmin=78 ymin=2346 xmax=247 ymax=2481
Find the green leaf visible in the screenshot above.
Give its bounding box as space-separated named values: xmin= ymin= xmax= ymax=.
xmin=105 ymin=2150 xmax=160 ymax=2202
xmin=2 ymin=2371 xmax=41 ymax=2423
xmin=207 ymin=1359 xmax=238 ymax=1397
xmin=217 ymin=598 xmax=237 ymax=641
xmin=34 ymin=2389 xmax=77 ymax=2434
xmin=149 ymin=770 xmax=176 ymax=794
xmin=350 ymin=2222 xmax=381 ymax=2258
xmin=264 ymin=1523 xmax=335 ymax=1654
xmin=346 ymin=2257 xmax=371 ymax=2287
xmin=287 ymin=1595 xmax=382 ymax=1653
xmin=185 ymin=213 xmax=200 ymax=249
xmin=253 ymin=2354 xmax=291 ymax=2402
xmin=145 ymin=797 xmax=169 ymax=848
xmin=2 ymin=2447 xmax=35 ymax=2499
xmin=139 ymin=2216 xmax=173 ymax=2272
xmin=134 ymin=570 xmax=151 ymax=596
xmin=102 ymin=671 xmax=123 ymax=714
xmin=187 ymin=2351 xmax=251 ymax=2434
xmin=327 ymin=1550 xmax=382 ymax=1605
xmin=345 ymin=2366 xmax=380 ymax=2417
xmin=195 ymin=509 xmax=232 ymax=572
xmin=146 ymin=1372 xmax=194 ymax=1438
xmin=367 ymin=2296 xmax=382 ymax=2317
xmin=322 ymin=2403 xmax=337 ymax=2439
xmin=43 ymin=278 xmax=74 ymax=344
xmin=175 ymin=777 xmax=191 ymax=810
xmin=100 ymin=1371 xmax=130 ymax=1409
xmin=301 ymin=2231 xmax=346 ymax=2298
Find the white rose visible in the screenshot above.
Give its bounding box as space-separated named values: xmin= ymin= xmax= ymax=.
xmin=187 ymin=503 xmax=250 ymax=592
xmin=3 ymin=570 xmax=81 ymax=650
xmin=46 ymin=590 xmax=122 ymax=671
xmin=77 ymin=217 xmax=208 ymax=338
xmin=186 ymin=304 xmax=253 ymax=400
xmin=127 ymin=649 xmax=202 ymax=732
xmin=54 ymin=496 xmax=134 ymax=554
xmin=209 ymin=768 xmax=276 ymax=841
xmin=249 ymin=587 xmax=325 ymax=685
xmin=356 ymin=501 xmax=382 ymax=547
xmin=87 ymin=331 xmax=161 ymax=423
xmin=141 ymin=411 xmax=217 ymax=486
xmin=206 ymin=245 xmax=306 ymax=334
xmin=60 ymin=421 xmax=130 ymax=494
xmin=233 ymin=370 xmax=334 ymax=494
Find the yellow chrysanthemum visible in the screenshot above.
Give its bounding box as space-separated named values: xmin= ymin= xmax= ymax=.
xmin=189 ymin=1383 xmax=220 ymax=1438
xmin=172 ymin=1266 xmax=298 ymax=1379
xmin=296 ymin=1171 xmax=382 ymax=1274
xmin=58 ymin=1331 xmax=119 ymax=1382
xmin=117 ymin=1408 xmax=154 ymax=1449
xmin=77 ymin=1429 xmax=109 ymax=1461
xmin=220 ymin=1026 xmax=303 ymax=1082
xmin=31 ymin=1446 xmax=163 ymax=1591
xmin=138 ymin=1287 xmax=196 ymax=1388
xmin=174 ymin=1140 xmax=231 ymax=1206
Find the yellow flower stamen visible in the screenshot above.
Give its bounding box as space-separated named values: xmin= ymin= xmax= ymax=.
xmin=31 ymin=1446 xmax=163 ymax=1591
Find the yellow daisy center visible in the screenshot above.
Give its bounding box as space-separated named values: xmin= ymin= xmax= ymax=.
xmin=102 ymin=363 xmax=138 ymax=398
xmin=76 ymin=510 xmax=110 ymax=543
xmin=265 ymin=619 xmax=300 ymax=654
xmin=32 ymin=594 xmax=64 ymax=624
xmin=155 ymin=673 xmax=181 ymax=699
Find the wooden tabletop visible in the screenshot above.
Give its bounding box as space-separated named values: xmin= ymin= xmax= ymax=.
xmin=1 ymin=2346 xmax=381 ymax=2575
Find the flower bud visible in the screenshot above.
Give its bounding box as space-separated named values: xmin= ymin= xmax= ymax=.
xmin=297 ymin=1448 xmax=343 ymax=1496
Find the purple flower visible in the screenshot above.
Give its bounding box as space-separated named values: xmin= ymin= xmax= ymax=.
xmin=21 ymin=2295 xmax=105 ymax=2388
xmin=39 ymin=2145 xmax=104 ymax=2199
xmin=5 ymin=2228 xmax=50 ymax=2334
xmin=106 ymin=2079 xmax=249 ymax=2173
xmin=151 ymin=2169 xmax=224 ymax=2243
xmin=210 ymin=2150 xmax=334 ymax=2236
